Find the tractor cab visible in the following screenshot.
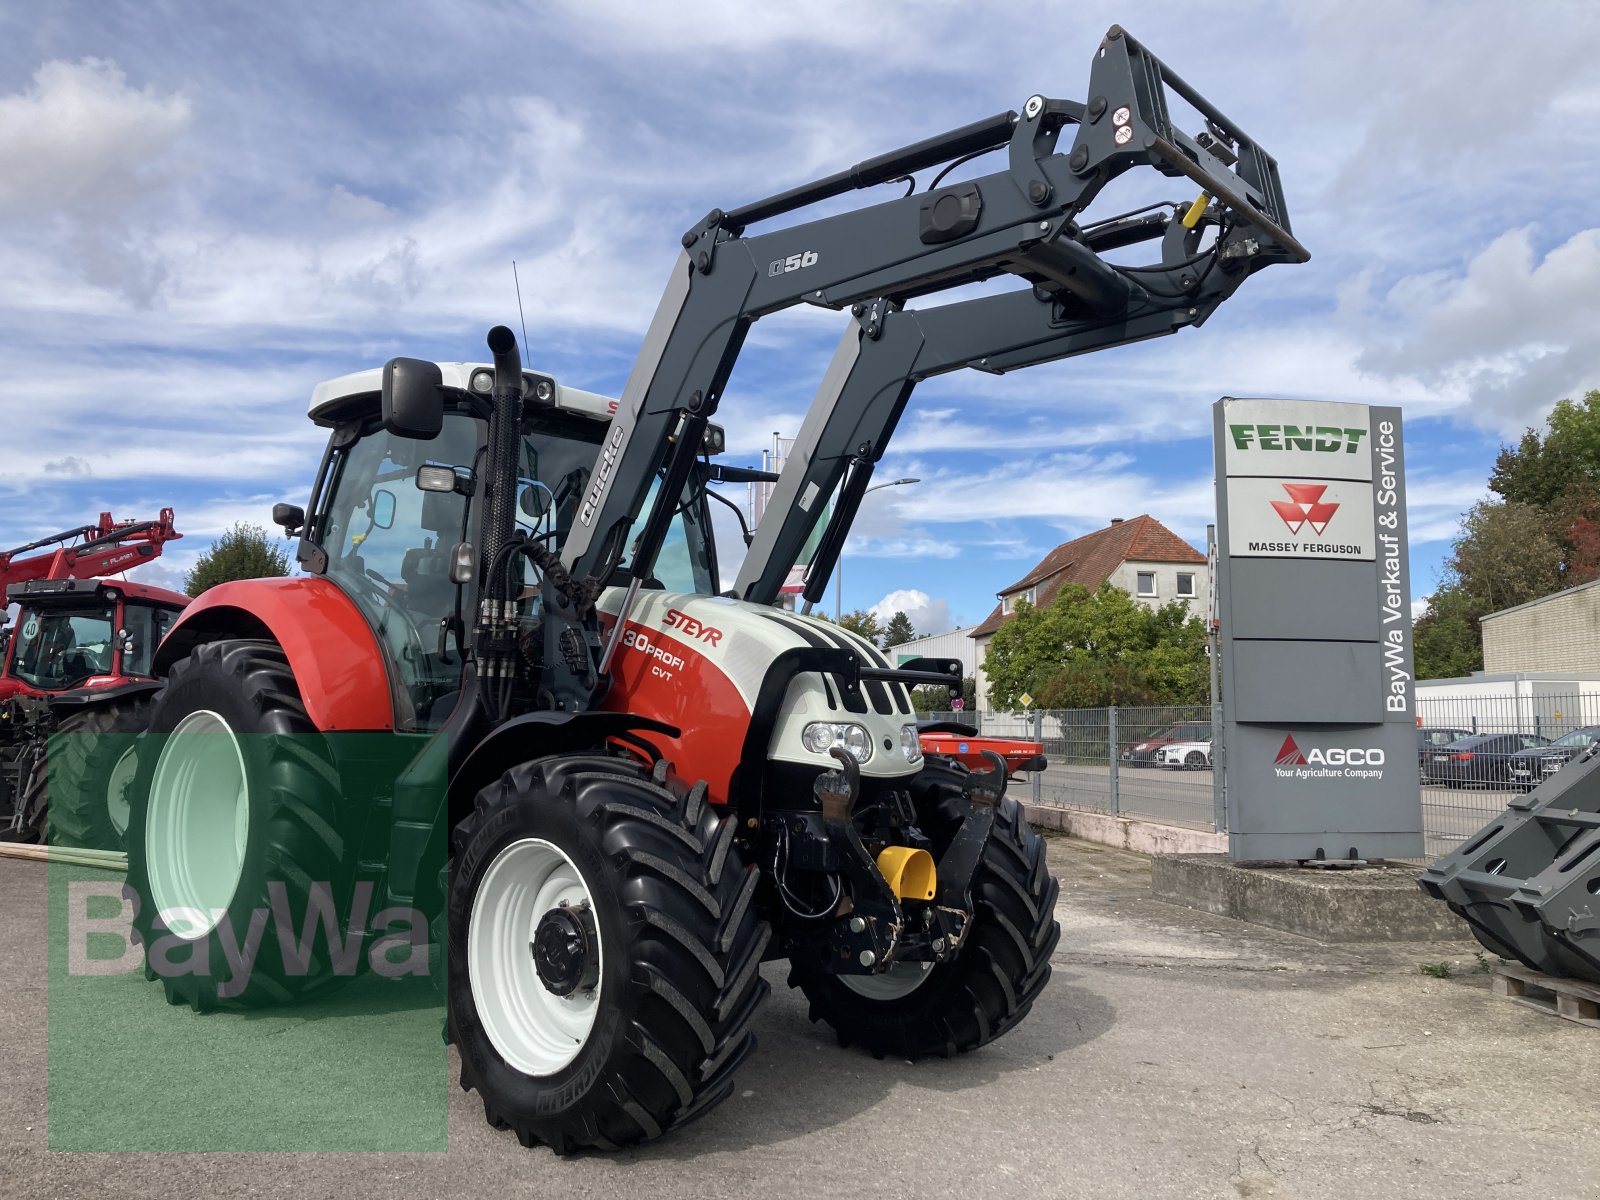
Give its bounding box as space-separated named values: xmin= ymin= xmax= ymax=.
xmin=285 ymin=363 xmax=718 ymax=730
xmin=2 ymin=577 xmax=187 ymax=702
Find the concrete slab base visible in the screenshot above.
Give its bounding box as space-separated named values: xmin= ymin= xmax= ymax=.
xmin=1151 ymin=852 xmax=1474 ymax=942
xmin=1023 ymin=804 xmax=1225 ymax=856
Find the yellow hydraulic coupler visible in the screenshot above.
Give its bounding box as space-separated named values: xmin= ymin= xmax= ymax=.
xmin=876 ymin=846 xmax=937 ymax=901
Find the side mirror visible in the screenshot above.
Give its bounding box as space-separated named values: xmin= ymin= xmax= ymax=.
xmin=371 ymin=489 xmax=397 ymax=529
xmin=381 ymin=357 xmax=444 ymax=440
xmin=272 ymin=502 xmax=305 ymax=534
xmin=519 ymin=481 xmax=552 ymax=521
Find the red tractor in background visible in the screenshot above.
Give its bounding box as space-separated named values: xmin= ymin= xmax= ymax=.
xmin=0 ymin=509 xmax=186 ymax=846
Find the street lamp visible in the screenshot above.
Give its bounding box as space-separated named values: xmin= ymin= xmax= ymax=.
xmin=836 ymin=477 xmax=920 ymax=620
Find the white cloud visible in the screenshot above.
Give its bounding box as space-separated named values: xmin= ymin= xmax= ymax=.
xmin=1355 ymin=228 xmax=1600 ymax=436
xmin=869 ymin=589 xmax=953 ymax=637
xmin=0 ymin=58 xmax=190 ymax=221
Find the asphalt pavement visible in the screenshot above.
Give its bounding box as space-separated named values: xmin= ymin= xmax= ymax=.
xmin=5 ymin=838 xmax=1599 ymax=1199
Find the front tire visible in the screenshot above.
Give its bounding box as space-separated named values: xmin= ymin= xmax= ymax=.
xmin=788 ymin=761 xmax=1060 ymax=1059
xmin=35 ymin=699 xmax=152 ymax=850
xmin=449 ymin=755 xmax=770 ymax=1153
xmin=124 ymin=639 xmax=354 ymax=1010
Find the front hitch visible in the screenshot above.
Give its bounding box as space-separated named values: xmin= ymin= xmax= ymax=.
xmin=815 ymin=747 xmax=903 ymax=972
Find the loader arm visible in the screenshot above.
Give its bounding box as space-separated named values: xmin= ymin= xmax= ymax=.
xmin=552 ymin=24 xmax=1306 ymax=705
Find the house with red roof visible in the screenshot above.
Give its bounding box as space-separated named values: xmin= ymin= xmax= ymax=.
xmin=970 ymin=515 xmax=1209 ymax=708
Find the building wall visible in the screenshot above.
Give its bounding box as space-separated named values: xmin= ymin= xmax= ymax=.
xmin=1106 ymin=559 xmax=1210 ymax=616
xmin=889 ymin=626 xmax=979 ymax=676
xmin=974 ymin=632 xmax=995 ymax=710
xmin=1483 ymin=583 xmax=1600 ymax=675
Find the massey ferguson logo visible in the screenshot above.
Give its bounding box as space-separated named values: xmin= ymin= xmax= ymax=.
xmin=1274 ymin=735 xmax=1385 ymax=778
xmin=662 ymin=608 xmax=722 ymax=647
xmin=1270 ymin=484 xmax=1339 ymax=536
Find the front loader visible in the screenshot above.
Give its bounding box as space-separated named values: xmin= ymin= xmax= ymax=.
xmin=118 ymin=26 xmax=1306 ymax=1152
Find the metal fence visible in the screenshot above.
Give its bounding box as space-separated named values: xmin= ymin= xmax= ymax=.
xmin=920 ymin=691 xmax=1599 ymax=859
xmin=1415 ymin=689 xmax=1600 ymax=860
xmin=917 ymin=705 xmax=1218 ymax=831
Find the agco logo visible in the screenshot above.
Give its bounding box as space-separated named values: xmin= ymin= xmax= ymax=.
xmin=1229 ymin=424 xmax=1367 ymax=454
xmin=663 ymin=608 xmax=723 ymax=647
xmin=1274 ymin=735 xmax=1385 ymax=767
xmin=1270 ymin=483 xmax=1339 ymax=536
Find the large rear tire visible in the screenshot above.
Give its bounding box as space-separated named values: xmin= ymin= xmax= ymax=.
xmin=449 ymin=754 xmax=770 ymax=1153
xmin=123 ymin=639 xmax=355 ymax=1010
xmin=35 ymin=699 xmax=152 ymax=850
xmin=788 ymin=760 xmax=1060 ymax=1059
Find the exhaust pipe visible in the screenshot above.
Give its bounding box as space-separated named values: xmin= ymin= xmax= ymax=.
xmin=479 ymin=326 xmax=524 ymax=687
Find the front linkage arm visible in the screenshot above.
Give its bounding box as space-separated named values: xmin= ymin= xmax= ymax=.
xmin=549 ymin=24 xmax=1306 ymax=709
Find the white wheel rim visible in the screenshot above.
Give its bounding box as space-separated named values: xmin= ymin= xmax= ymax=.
xmin=106 ymin=744 xmax=138 ymax=836
xmin=468 ymin=837 xmax=604 ymax=1077
xmin=840 ymin=959 xmax=934 ymax=1001
xmin=145 ymin=710 xmax=249 ymax=939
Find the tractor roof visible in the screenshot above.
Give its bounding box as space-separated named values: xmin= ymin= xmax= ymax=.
xmin=308 ymin=363 xmax=618 ymax=427
xmin=7 ymin=576 xmax=189 ymax=610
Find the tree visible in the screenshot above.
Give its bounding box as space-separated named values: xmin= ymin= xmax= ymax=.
xmin=1412 ymin=586 xmax=1482 ymax=680
xmin=837 ymin=609 xmax=883 ymax=646
xmin=881 ymin=611 xmax=917 ymax=648
xmin=910 ymin=676 xmax=976 ymax=714
xmin=1488 ymin=388 xmax=1600 ymax=582
xmin=1447 ymin=500 xmax=1561 ymax=616
xmin=184 ymin=522 xmax=291 ymax=597
xmin=982 ymin=583 xmax=1209 ymax=709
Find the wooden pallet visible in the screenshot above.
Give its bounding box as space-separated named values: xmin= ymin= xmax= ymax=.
xmin=1492 ymin=962 xmax=1600 ymax=1030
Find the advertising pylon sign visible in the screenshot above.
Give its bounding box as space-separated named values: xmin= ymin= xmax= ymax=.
xmin=1213 ymin=397 xmax=1422 ymax=860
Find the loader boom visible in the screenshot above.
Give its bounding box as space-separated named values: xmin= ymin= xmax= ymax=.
xmin=0 ymin=508 xmax=181 ymax=593
xmin=550 ymin=25 xmax=1305 ymax=706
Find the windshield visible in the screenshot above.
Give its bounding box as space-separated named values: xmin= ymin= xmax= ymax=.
xmin=121 ymin=604 xmax=181 ymax=678
xmin=314 ymin=404 xmax=716 ymax=730
xmin=319 ymin=411 xmax=484 ymax=729
xmin=517 ymin=412 xmax=715 ymax=596
xmin=1551 ymin=728 xmax=1599 ymax=749
xmin=10 ymin=607 xmax=115 ymax=690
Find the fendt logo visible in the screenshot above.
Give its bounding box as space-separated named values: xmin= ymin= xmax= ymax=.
xmin=1270 ymin=483 xmax=1340 ymax=536
xmin=1274 ymin=735 xmax=1385 ymax=777
xmin=1229 ymin=424 xmax=1367 ymax=454
xmin=662 ymin=608 xmax=723 ymax=647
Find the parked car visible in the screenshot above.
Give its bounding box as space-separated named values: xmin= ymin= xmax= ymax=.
xmin=1121 ymin=720 xmax=1211 ymax=768
xmin=1425 ymin=732 xmax=1551 ymax=788
xmin=1157 ymin=738 xmax=1211 ymax=769
xmin=1505 ymin=725 xmax=1600 ymax=790
xmin=1417 ymin=727 xmax=1472 ymax=782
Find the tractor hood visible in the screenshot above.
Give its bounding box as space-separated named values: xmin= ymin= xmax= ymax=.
xmin=597 ymin=590 xmax=923 ymax=806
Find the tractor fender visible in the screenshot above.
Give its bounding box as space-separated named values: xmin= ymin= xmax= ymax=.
xmin=47 ymin=679 xmax=164 ymax=712
xmin=152 ymin=577 xmax=394 ymax=732
xmin=394 ymin=710 xmax=684 ymax=918
xmin=446 ymin=710 xmax=682 ymax=828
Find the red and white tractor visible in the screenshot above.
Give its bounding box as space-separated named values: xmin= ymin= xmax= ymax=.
xmin=116 ymin=27 xmax=1306 ymax=1151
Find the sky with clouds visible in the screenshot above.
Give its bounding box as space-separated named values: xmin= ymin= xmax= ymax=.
xmin=3 ymin=1 xmax=1598 ymax=635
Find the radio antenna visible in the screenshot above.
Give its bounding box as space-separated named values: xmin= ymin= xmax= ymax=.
xmin=512 ymin=260 xmax=529 ymax=351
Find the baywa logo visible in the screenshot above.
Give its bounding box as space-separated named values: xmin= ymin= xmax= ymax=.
xmin=1270 ymin=483 xmax=1339 ymax=536
xmin=1273 ymin=734 xmax=1386 ymax=778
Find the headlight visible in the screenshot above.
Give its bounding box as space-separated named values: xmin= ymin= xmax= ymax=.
xmin=802 ymin=722 xmax=873 ymax=764
xmin=901 ymin=724 xmax=923 ymax=765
